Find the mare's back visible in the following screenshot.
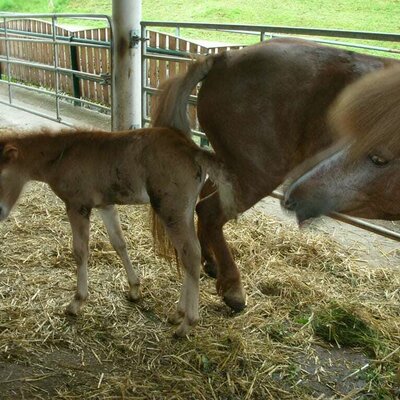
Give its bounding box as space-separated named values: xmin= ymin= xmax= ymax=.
xmin=197 ymin=39 xmax=398 ymax=189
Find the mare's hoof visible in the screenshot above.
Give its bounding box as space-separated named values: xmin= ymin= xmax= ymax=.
xmin=223 ymin=286 xmax=247 ymax=312
xmin=203 ymin=261 xmax=217 ymax=278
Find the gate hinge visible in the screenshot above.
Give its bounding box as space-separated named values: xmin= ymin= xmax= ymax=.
xmin=100 ymin=73 xmax=111 ymax=85
xmin=130 ymin=30 xmax=149 ymax=48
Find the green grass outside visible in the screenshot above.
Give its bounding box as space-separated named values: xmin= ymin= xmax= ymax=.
xmin=1 ymin=0 xmax=398 ymax=53
xmin=1 ymin=0 xmax=399 ymax=33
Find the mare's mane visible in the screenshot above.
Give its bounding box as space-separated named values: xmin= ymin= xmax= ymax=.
xmin=329 ymin=66 xmax=400 ymax=157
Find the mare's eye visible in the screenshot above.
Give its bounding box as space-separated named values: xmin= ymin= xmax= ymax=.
xmin=368 ymin=154 xmax=389 ymax=167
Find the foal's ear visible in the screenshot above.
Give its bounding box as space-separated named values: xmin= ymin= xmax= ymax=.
xmin=0 ymin=144 xmax=19 ymax=162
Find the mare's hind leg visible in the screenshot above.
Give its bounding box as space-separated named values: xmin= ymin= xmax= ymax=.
xmin=65 ymin=205 xmax=91 ymax=316
xmin=98 ymin=205 xmax=141 ymax=301
xmin=197 ymin=180 xmax=218 ymax=278
xmin=196 ymin=192 xmax=246 ymax=312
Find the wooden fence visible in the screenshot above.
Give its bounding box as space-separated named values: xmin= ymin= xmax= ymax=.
xmin=0 ymin=19 xmax=241 ymax=117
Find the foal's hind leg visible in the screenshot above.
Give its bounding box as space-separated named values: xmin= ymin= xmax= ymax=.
xmin=65 ymin=206 xmax=91 ymax=316
xmin=98 ymin=205 xmax=140 ymax=301
xmin=156 ymin=206 xmax=201 ymax=337
xmin=196 ymin=192 xmax=246 ymax=312
xmin=168 ymin=223 xmax=201 ymax=337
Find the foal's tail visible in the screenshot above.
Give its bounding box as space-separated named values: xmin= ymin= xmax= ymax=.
xmin=151 ymin=55 xmax=215 ymax=136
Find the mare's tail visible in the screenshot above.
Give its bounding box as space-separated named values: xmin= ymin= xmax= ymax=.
xmin=151 ymin=56 xmax=215 ymax=136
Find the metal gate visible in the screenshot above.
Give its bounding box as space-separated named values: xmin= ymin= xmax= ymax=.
xmin=0 ymin=13 xmax=112 ymax=127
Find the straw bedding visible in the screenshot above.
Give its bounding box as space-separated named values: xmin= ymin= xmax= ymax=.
xmin=0 ymin=182 xmax=399 ymax=399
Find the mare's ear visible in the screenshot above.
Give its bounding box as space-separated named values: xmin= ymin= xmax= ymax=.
xmin=0 ymin=144 xmax=19 ymax=162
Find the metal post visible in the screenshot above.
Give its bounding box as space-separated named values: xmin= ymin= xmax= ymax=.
xmin=112 ymin=0 xmax=142 ymax=131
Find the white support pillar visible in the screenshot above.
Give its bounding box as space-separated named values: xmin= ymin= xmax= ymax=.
xmin=112 ymin=0 xmax=142 ymax=131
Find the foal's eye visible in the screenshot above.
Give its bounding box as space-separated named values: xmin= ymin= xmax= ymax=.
xmin=368 ymin=154 xmax=389 ymax=167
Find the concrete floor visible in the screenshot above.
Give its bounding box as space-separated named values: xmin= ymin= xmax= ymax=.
xmin=0 ymin=84 xmax=398 ymax=269
xmin=0 ymin=84 xmax=110 ymax=131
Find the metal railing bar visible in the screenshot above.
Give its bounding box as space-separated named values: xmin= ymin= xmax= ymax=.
xmin=144 ymin=86 xmax=198 ymax=105
xmin=278 ymin=35 xmax=400 ymax=54
xmin=0 ymin=13 xmax=111 ymax=21
xmin=144 ymin=53 xmax=193 ymax=63
xmin=142 ymin=21 xmax=400 ymax=42
xmin=0 ymin=79 xmax=110 ymax=112
xmin=0 ymin=99 xmax=74 ymax=127
xmin=214 ymin=30 xmax=400 ymax=53
xmin=0 ymin=35 xmax=110 ymax=49
xmin=270 ymin=191 xmax=400 ymax=242
xmin=216 ymin=29 xmax=400 ymax=54
xmin=330 ymin=213 xmax=400 ymax=242
xmin=146 ymin=46 xmax=196 ymax=57
xmin=0 ymin=57 xmax=104 ymax=82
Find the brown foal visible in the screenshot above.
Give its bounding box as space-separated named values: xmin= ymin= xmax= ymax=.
xmin=0 ymin=126 xmax=237 ymax=337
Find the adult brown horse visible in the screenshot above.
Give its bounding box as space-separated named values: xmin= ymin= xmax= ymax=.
xmin=155 ymin=37 xmax=399 ymax=311
xmin=283 ymin=65 xmax=400 ymax=222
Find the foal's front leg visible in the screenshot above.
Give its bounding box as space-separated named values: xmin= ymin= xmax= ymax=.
xmin=98 ymin=205 xmax=141 ymax=301
xmin=65 ymin=205 xmax=91 ymax=316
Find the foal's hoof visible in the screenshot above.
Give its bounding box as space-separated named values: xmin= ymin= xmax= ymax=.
xmin=223 ymin=285 xmax=247 ymax=312
xmin=65 ymin=301 xmax=81 ymax=316
xmin=203 ymin=261 xmax=217 ymax=279
xmin=173 ymin=318 xmax=198 ymax=338
xmin=173 ymin=325 xmax=189 ymax=338
xmin=127 ymin=285 xmax=141 ymax=302
xmin=168 ymin=310 xmax=184 ymax=325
